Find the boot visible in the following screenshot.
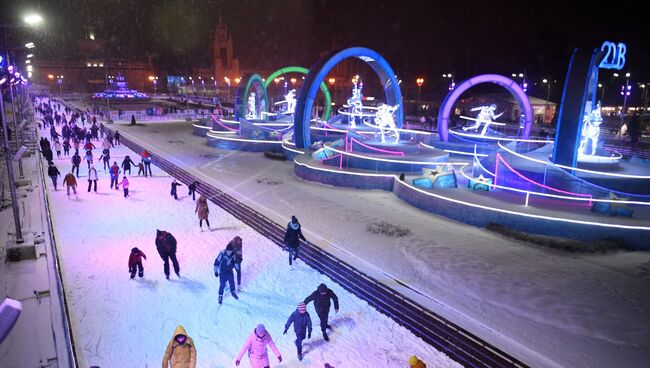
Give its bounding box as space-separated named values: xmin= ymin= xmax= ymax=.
xmin=322 ymin=331 xmax=329 ymax=342
xmin=218 ymin=295 xmax=223 ymax=304
xmin=231 ymin=292 xmax=239 ymax=300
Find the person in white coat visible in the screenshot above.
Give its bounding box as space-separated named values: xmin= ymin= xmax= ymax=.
xmin=87 ymin=164 xmax=98 ymax=192
xmin=235 ymin=324 xmax=282 ymax=368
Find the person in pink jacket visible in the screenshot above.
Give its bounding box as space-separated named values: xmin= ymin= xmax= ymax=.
xmin=118 ymin=175 xmax=130 ymax=198
xmin=235 ymin=324 xmax=282 ymax=368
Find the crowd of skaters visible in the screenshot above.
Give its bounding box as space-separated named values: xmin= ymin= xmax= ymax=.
xmin=33 ymin=96 xmax=428 ymax=368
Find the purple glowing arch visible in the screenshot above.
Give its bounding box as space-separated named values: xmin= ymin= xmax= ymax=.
xmin=437 ymin=74 xmax=533 ymax=142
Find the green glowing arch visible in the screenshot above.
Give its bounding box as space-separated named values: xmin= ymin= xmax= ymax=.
xmin=265 ymin=66 xmax=332 ymax=121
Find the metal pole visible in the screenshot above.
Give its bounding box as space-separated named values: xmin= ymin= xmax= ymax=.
xmin=619 ymin=77 xmax=630 ymax=148
xmin=544 ymin=83 xmax=550 ymax=124
xmin=0 ymin=86 xmax=24 ymax=243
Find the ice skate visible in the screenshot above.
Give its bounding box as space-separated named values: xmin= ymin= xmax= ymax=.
xmin=231 ymin=292 xmax=239 ymax=300
xmin=218 ymin=295 xmax=223 ymax=304
xmin=176 ymin=272 xmax=181 ymax=279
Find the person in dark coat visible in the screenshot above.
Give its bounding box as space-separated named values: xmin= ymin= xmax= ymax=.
xmin=283 ymin=302 xmax=313 ymax=360
xmin=213 ymin=243 xmax=238 ymax=304
xmin=188 ymin=181 xmax=199 ymax=200
xmin=142 ymin=149 xmax=153 ymax=177
xmin=128 ymin=247 xmax=147 ymax=279
xmin=121 ymin=155 xmax=137 ymax=175
xmin=171 ymin=179 xmax=182 ymax=200
xmin=227 ymin=236 xmax=243 ymax=290
xmin=42 ymin=146 xmax=54 ymax=163
xmin=47 ymin=162 xmax=61 ymax=190
xmin=98 ymin=148 xmax=110 ymax=171
xmin=114 ymin=130 xmax=121 ymax=145
xmin=283 ymin=215 xmax=306 ymax=266
xmin=71 ymin=152 xmax=81 ymax=177
xmin=131 ymin=115 xmax=137 ymax=125
xmin=155 ymin=230 xmax=180 ymax=279
xmin=303 ymin=283 xmax=339 ymax=341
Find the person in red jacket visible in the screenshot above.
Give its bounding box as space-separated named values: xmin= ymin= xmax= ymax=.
xmin=128 ymin=247 xmax=147 ymax=279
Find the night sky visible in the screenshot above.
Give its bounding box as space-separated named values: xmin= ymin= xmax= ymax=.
xmin=2 ymin=0 xmax=649 ymax=100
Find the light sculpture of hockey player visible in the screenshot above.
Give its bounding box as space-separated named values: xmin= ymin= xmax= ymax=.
xmin=578 ymin=103 xmax=603 ymax=156
xmin=463 ymin=104 xmax=504 ymax=135
xmin=373 ymin=103 xmax=400 ymax=143
xmin=246 ymin=92 xmax=257 ymax=119
xmin=346 ymin=81 xmax=364 ymax=127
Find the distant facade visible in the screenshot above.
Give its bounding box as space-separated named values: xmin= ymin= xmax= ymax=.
xmin=212 ymin=18 xmax=240 ymax=82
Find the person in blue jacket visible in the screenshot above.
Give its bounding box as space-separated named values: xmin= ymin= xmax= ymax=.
xmin=283 ymin=302 xmax=313 ymax=361
xmin=213 ymin=243 xmax=239 ymax=304
xmin=283 ymin=215 xmax=306 ymax=266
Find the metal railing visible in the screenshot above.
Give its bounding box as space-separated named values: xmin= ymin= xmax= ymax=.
xmin=109 ymin=127 xmax=529 ymax=368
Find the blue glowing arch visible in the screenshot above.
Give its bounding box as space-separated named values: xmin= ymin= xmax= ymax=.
xmin=437 ymin=74 xmax=533 ymax=142
xmin=294 ymin=47 xmax=403 ymax=149
xmin=235 ymin=73 xmax=268 ymax=119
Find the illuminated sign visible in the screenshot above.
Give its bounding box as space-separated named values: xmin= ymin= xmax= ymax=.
xmin=598 ymin=41 xmax=626 ymax=70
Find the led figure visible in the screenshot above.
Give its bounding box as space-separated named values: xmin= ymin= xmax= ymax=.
xmin=373 ymin=103 xmax=400 ymax=143
xmin=346 ymin=81 xmax=364 ymax=127
xmin=462 ymin=104 xmax=504 ymax=135
xmin=578 ymin=103 xmax=603 ymax=156
xmin=246 ymin=92 xmax=258 ymax=119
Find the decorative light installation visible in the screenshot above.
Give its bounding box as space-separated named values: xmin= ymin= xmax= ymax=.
xmin=346 ymin=80 xmax=364 ymax=127
xmin=373 ymin=103 xmax=400 ymax=143
xmin=578 ymin=103 xmax=603 ymax=156
xmin=246 ymin=92 xmax=257 ymax=119
xmin=461 ymin=104 xmax=504 ymax=135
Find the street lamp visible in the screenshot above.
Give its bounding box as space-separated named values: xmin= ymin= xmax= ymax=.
xmin=328 ymin=77 xmax=335 ymax=86
xmin=597 ymin=83 xmax=605 ymax=106
xmin=443 ymin=73 xmax=455 ymax=91
xmin=615 ymin=72 xmax=632 ymax=147
xmin=416 ymin=77 xmax=424 ymax=100
xmin=24 ymin=14 xmax=43 ymax=25
xmin=542 ymin=79 xmax=552 ymax=124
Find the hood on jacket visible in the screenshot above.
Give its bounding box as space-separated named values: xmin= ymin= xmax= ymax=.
xmin=173 ymin=325 xmax=188 ymax=340
xmin=290 ymin=222 xmax=300 ymax=230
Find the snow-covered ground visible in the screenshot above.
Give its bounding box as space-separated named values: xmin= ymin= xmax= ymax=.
xmin=41 ymin=123 xmax=459 ymax=367
xmin=100 ymin=119 xmax=650 ymax=368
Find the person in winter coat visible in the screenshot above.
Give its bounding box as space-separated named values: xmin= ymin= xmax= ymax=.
xmin=118 ymin=176 xmax=130 ymax=197
xmin=63 ymin=138 xmax=71 ymax=157
xmin=42 ymin=146 xmax=54 ymax=163
xmin=98 ymin=148 xmax=110 ymax=171
xmin=114 ymin=130 xmax=121 ymax=145
xmin=83 ymin=150 xmax=93 ymax=170
xmin=303 ymin=283 xmax=339 ymax=341
xmin=283 ymin=302 xmax=313 ymax=361
xmin=87 ymin=164 xmax=98 ymax=192
xmin=195 ymin=194 xmax=210 ymax=230
xmin=47 ymin=162 xmax=61 ymax=190
xmin=110 ymin=162 xmax=120 ymax=190
xmin=156 ymin=230 xmax=180 ymax=279
xmin=71 ymin=152 xmax=81 ymax=177
xmin=171 ymin=179 xmax=182 ymax=200
xmin=83 ymin=141 xmax=95 ymax=151
xmin=162 ymin=325 xmax=196 ymax=368
xmin=101 ymin=137 xmax=111 ymax=150
xmin=235 ymin=324 xmax=282 ymax=368
xmin=408 ymin=355 xmax=427 ymax=368
xmin=54 ymin=140 xmax=62 ymax=158
xmin=213 ymin=243 xmax=238 ymax=304
xmin=137 ymin=161 xmax=145 ymax=176
xmin=230 ymin=236 xmax=243 ymax=291
xmin=62 ymin=172 xmax=78 ymax=196
xmin=188 ymin=181 xmax=199 ymax=200
xmin=142 ymin=149 xmax=153 ymax=176
xmin=121 ymin=155 xmax=137 ymax=175
xmin=72 ymin=137 xmax=80 ymax=154
xmin=128 ymin=247 xmax=147 ymax=279
xmin=283 ymin=216 xmax=306 ymax=266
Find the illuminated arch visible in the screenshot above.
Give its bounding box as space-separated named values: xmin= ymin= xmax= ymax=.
xmin=294 ymin=47 xmax=403 ymax=149
xmin=437 ymin=74 xmax=533 ymax=142
xmin=264 ymin=66 xmax=332 ymax=120
xmin=235 ymin=73 xmax=268 ymax=119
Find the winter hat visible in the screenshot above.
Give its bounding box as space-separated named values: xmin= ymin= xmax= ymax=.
xmin=297 ymin=302 xmax=307 ymax=313
xmin=226 ymin=243 xmax=234 ymax=251
xmin=131 ymin=247 xmax=139 ymax=253
xmin=291 ymin=215 xmax=298 ymax=223
xmin=408 ymin=355 xmax=420 ymax=366
xmin=317 ymin=283 xmax=327 ymax=293
xmin=255 ymin=324 xmax=267 ymax=336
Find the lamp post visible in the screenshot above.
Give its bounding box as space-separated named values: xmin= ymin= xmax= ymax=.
xmin=443 ymin=73 xmax=455 ymax=91
xmin=616 ymin=72 xmax=631 ymax=147
xmin=598 ymin=83 xmax=605 ymax=105
xmin=416 ymin=77 xmax=424 ymax=100
xmin=640 ymin=83 xmax=649 ymax=129
xmin=542 ymin=79 xmax=551 ymax=124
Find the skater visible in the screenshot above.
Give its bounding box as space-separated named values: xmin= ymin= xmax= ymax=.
xmin=303 ymin=283 xmax=339 ymax=342
xmin=101 ymin=137 xmax=111 ymax=150
xmin=71 ymin=151 xmax=81 ymax=177
xmin=41 ymin=145 xmax=54 ymax=163
xmin=62 ymin=171 xmax=78 ymax=196
xmin=118 ymin=175 xmax=130 ymax=197
xmin=110 ymin=162 xmax=120 ymax=190
xmin=121 ymin=155 xmax=136 ymax=175
xmin=63 ymin=138 xmax=71 ymax=157
xmin=98 ymin=148 xmax=110 ymax=171
xmin=84 ymin=150 xmax=93 ymax=170
xmin=162 ymin=325 xmax=197 ymax=368
xmin=409 ymin=355 xmax=427 ymax=368
xmin=137 ymin=161 xmax=145 ymax=176
xmin=54 ymin=140 xmax=62 ymax=158
xmin=283 ymin=302 xmax=313 ymax=361
xmin=156 ymin=229 xmax=180 ymax=279
xmin=230 ymin=236 xmax=243 ymax=291
xmin=47 ymin=162 xmax=61 ymax=190
xmin=171 ymin=179 xmax=182 ymax=200
xmin=87 ymin=164 xmax=98 ymax=192
xmin=235 ymin=324 xmax=282 ymax=368
xmin=142 ymin=149 xmax=153 ymax=176
xmin=188 ymin=181 xmax=199 ymax=200
xmin=114 ymin=130 xmax=121 ymax=145
xmin=283 ymin=216 xmax=306 ymax=266
xmin=195 ymin=194 xmax=210 ymax=230
xmin=128 ymin=247 xmax=147 ymax=279
xmin=213 ymin=243 xmax=238 ymax=304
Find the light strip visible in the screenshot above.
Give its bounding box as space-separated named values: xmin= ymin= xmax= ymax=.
xmin=328 ymin=145 xmax=467 ymax=166
xmin=253 ymin=122 xmax=293 ymax=127
xmin=192 ymin=123 xmax=210 ymax=130
xmin=207 ymin=129 xmax=237 ymax=135
xmin=459 ymin=115 xmax=507 ymax=126
xmin=449 ymin=129 xmax=553 ymax=143
xmin=207 ymin=131 xmax=282 ymax=144
xmin=498 ymin=142 xmax=650 ymax=179
xmin=311 ymin=126 xmax=348 ymax=133
xmin=349 ymin=138 xmax=405 ymax=156
xmin=294 ymin=157 xmax=397 ymax=178
xmin=282 ymin=140 xmax=304 ymax=154
xmin=220 ymin=119 xmax=240 ymax=125
xmin=211 ymin=114 xmax=238 ymax=132
xmin=495 ymin=153 xmax=592 ymax=199
xmin=419 ymin=141 xmax=490 ymax=158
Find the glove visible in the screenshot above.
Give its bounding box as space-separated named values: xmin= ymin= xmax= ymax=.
xmin=283 ymin=330 xmax=287 ymax=335
xmin=278 ymin=356 xmax=282 ymax=363
xmin=235 ymin=360 xmax=240 ymax=366
xmin=214 ymin=272 xmax=219 ymax=277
